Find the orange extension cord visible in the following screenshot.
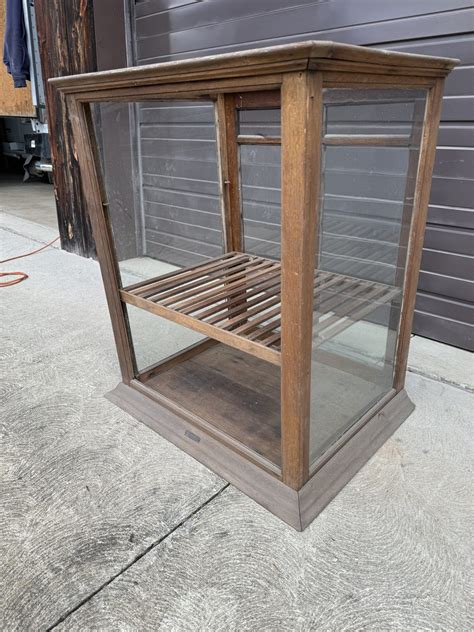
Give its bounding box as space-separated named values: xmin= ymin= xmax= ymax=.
xmin=0 ymin=235 xmax=60 ymax=287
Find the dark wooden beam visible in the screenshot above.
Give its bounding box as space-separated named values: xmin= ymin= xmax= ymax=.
xmin=35 ymin=0 xmax=97 ymax=257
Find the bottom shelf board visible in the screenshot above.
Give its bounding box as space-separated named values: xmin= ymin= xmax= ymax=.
xmin=139 ymin=341 xmax=393 ymax=471
xmin=144 ymin=344 xmax=282 ymax=467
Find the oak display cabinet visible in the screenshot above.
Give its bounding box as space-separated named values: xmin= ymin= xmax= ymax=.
xmin=51 ymin=42 xmax=457 ymax=530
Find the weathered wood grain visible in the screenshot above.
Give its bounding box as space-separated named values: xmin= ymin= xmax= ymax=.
xmin=35 ymin=0 xmax=97 ymax=258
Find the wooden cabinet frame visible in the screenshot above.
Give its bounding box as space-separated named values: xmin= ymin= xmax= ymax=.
xmin=52 ymin=42 xmax=456 ymax=530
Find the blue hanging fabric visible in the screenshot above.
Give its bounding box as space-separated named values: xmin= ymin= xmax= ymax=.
xmin=3 ymin=0 xmax=30 ymax=88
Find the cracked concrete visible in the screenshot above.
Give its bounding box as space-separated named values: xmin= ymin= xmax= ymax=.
xmin=1 ymin=209 xmax=472 ymax=631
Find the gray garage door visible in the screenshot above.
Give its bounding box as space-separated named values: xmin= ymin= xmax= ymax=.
xmin=131 ymin=0 xmax=474 ymax=351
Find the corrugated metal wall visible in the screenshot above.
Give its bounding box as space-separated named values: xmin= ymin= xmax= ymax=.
xmin=131 ymin=0 xmax=473 ymax=350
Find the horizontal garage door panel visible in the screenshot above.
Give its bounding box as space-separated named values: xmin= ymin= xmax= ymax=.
xmin=424 ymin=225 xmax=474 ymax=255
xmin=146 ymin=229 xmax=222 ymax=262
xmin=437 ymin=124 xmax=474 ymax=148
xmin=417 ymin=291 xmax=474 ymax=324
xmin=137 ymin=8 xmax=472 ymax=62
xmin=419 ymin=272 xmax=474 ymax=303
xmin=413 ymin=310 xmax=473 ymax=351
xmin=428 ymin=205 xmax=474 ymax=231
xmin=135 ymin=0 xmax=198 ymax=19
xmin=135 ymin=3 xmax=472 ymax=59
xmin=136 ymin=0 xmax=471 ymax=39
xmin=384 ymin=34 xmax=474 ymax=61
xmin=434 ymin=148 xmax=474 ymax=180
xmin=142 ymin=172 xmax=219 ymax=197
xmin=430 ymin=177 xmax=473 ymax=209
xmin=146 ymin=215 xmax=223 ymax=246
xmin=133 ymin=2 xmax=473 ymax=350
xmin=143 ymin=201 xmax=221 ymax=230
xmin=421 ymin=249 xmax=473 ymax=281
xmin=441 ymin=97 xmax=474 ymax=121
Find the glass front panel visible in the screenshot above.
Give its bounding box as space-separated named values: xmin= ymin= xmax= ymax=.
xmin=310 ymin=88 xmax=426 ymax=465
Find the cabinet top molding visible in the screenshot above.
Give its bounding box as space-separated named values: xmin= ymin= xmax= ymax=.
xmin=49 ymin=40 xmax=458 ymax=97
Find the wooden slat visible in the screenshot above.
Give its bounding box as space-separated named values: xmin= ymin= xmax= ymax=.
xmin=232 ymin=305 xmax=281 ymax=335
xmin=126 ymin=251 xmax=239 ymax=292
xmin=257 ymin=329 xmax=281 ymax=347
xmin=206 ymin=284 xmax=279 ymax=325
xmin=157 ymin=258 xmax=268 ymax=305
xmin=199 ymin=275 xmax=281 ymax=321
xmin=247 ymin=318 xmax=281 ymax=341
xmin=178 ymin=265 xmax=280 ymax=315
xmin=147 ymin=258 xmax=259 ymax=303
xmin=221 ymin=294 xmax=282 ymax=330
xmin=135 ymin=253 xmax=247 ymax=298
xmin=237 ymin=135 xmax=281 ymax=145
xmin=383 ymin=95 xmax=426 ymax=368
xmin=170 ymin=260 xmax=276 ymax=311
xmin=221 ymin=271 xmax=343 ymax=336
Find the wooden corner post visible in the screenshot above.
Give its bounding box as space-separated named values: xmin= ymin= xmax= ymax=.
xmin=280 ymin=71 xmax=323 ymax=489
xmin=394 ymin=78 xmax=445 ymax=392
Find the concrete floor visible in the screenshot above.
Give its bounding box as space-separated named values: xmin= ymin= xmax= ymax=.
xmin=0 ymin=172 xmax=58 ymax=230
xmin=1 ymin=208 xmax=473 ymax=630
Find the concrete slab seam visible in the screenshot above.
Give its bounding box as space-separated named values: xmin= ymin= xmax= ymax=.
xmin=407 ymin=367 xmax=474 ymax=394
xmin=45 ymin=484 xmax=230 ymax=631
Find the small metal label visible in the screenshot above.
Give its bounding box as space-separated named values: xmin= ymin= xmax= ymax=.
xmin=184 ymin=429 xmax=201 ymax=443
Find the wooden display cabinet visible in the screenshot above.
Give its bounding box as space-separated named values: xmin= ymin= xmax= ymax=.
xmin=51 ymin=42 xmax=457 ymax=530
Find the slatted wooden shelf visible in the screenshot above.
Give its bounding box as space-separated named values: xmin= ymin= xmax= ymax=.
xmin=121 ymin=252 xmax=400 ymax=366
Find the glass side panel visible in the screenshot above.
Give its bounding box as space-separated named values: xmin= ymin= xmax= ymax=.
xmin=123 ymin=305 xmax=204 ymax=371
xmin=92 ymin=99 xmax=223 ymax=274
xmin=90 ymin=100 xmax=223 ymax=371
xmin=324 ymin=88 xmax=426 ymax=136
xmin=239 ymin=144 xmax=281 ymax=259
xmin=310 ymin=88 xmax=427 ymax=466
